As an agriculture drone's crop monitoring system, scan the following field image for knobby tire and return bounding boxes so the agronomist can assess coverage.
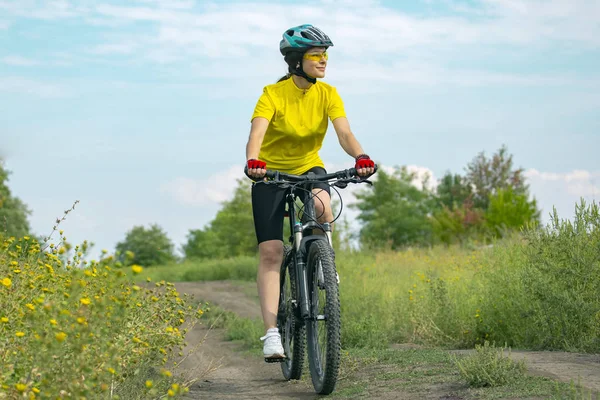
[306,240,341,395]
[279,245,306,380]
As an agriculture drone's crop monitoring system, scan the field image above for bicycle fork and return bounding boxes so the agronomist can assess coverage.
[293,222,332,320]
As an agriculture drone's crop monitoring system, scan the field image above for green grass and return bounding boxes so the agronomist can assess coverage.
[201,304,264,352]
[141,256,257,283]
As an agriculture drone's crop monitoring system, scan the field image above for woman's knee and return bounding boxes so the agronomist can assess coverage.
[258,240,284,266]
[313,189,332,221]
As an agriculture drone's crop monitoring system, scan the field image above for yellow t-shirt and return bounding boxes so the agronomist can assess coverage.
[251,77,346,175]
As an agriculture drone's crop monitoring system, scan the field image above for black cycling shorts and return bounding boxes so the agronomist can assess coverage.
[251,166,331,244]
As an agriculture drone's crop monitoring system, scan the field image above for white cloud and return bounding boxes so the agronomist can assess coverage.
[161,166,246,206]
[526,168,600,197]
[0,77,71,98]
[0,0,91,20]
[525,168,600,224]
[2,55,39,66]
[0,20,9,29]
[135,0,195,10]
[88,0,600,61]
[88,42,138,55]
[2,1,597,90]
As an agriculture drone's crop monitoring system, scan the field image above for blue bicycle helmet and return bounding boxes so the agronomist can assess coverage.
[280,24,334,56]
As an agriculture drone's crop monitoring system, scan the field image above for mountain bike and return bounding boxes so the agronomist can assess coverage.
[254,166,376,395]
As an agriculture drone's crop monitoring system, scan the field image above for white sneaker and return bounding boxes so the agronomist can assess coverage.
[260,328,285,360]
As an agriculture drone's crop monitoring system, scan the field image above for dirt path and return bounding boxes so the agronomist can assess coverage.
[172,281,600,399]
[173,281,319,400]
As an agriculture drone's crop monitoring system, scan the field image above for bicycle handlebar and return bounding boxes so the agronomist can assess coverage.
[245,164,378,183]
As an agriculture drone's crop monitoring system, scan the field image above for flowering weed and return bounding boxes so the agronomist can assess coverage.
[0,232,206,399]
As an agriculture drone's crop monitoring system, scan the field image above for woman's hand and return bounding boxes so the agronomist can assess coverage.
[246,159,267,179]
[355,154,375,177]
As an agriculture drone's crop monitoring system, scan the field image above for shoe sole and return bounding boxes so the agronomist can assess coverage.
[264,354,286,363]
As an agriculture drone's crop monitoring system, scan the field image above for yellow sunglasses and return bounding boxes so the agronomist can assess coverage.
[303,51,328,61]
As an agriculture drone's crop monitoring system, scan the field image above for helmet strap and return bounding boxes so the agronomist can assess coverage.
[285,52,317,84]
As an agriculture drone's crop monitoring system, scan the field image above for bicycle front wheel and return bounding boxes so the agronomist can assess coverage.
[306,240,341,395]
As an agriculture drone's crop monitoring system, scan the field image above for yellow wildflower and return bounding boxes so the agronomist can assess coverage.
[1,317,8,323]
[55,332,67,342]
[15,383,27,392]
[80,298,91,305]
[145,380,153,388]
[26,303,35,311]
[16,331,25,337]
[49,319,57,325]
[1,277,11,287]
[168,390,175,397]
[131,265,143,274]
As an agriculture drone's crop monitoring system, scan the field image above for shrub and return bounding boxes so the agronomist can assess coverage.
[454,341,527,387]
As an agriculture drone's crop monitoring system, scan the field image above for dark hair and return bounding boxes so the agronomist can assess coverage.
[277,51,303,83]
[277,72,292,82]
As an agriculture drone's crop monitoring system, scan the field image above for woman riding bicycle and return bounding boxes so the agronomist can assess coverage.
[245,24,375,360]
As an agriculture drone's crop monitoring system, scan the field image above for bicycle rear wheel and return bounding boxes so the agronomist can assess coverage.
[306,240,341,395]
[278,245,305,380]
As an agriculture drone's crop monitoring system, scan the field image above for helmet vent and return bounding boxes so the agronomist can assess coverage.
[287,30,295,36]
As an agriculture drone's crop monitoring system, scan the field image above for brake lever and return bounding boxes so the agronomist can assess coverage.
[350,177,373,186]
[333,181,348,189]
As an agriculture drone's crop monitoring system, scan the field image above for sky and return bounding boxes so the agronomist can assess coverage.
[1,0,599,259]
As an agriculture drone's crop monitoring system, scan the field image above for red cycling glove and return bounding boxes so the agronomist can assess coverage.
[355,154,375,170]
[247,159,266,170]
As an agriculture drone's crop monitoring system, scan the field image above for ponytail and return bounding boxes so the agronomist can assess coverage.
[277,73,292,82]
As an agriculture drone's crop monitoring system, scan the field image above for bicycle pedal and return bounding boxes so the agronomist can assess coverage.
[264,356,286,363]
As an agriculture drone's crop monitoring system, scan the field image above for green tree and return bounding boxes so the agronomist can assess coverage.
[115,224,176,267]
[485,187,540,236]
[182,228,225,260]
[0,159,31,238]
[183,179,257,260]
[431,197,486,245]
[352,166,437,249]
[436,172,472,209]
[465,145,529,210]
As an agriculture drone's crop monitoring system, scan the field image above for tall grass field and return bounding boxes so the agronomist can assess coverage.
[149,200,600,353]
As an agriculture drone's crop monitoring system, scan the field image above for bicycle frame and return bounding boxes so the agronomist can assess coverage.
[284,177,332,321]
